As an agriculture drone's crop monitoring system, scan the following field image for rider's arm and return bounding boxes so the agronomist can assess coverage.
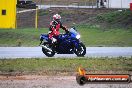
[60,22,68,32]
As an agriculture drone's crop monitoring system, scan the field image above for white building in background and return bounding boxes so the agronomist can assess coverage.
[98,0,132,8]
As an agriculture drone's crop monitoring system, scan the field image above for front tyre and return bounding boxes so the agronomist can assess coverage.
[74,42,86,57]
[42,43,55,57]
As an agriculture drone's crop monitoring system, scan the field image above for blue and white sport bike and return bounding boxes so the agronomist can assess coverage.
[39,27,86,57]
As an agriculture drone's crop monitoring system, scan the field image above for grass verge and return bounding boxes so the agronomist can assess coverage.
[0,27,132,47]
[95,10,132,29]
[0,57,132,76]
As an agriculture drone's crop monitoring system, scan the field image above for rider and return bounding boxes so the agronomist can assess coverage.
[48,14,69,44]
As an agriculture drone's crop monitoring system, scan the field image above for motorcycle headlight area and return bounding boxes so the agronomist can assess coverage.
[76,35,80,39]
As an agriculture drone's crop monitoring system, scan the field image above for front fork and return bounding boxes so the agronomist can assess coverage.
[72,39,81,50]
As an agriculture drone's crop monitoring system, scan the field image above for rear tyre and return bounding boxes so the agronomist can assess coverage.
[42,43,55,57]
[74,42,86,57]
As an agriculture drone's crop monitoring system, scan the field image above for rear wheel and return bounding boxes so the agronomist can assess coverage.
[74,42,86,57]
[42,43,55,57]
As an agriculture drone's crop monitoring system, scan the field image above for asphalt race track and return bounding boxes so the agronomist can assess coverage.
[0,47,132,59]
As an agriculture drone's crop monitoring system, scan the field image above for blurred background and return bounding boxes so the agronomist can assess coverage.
[17,0,132,28]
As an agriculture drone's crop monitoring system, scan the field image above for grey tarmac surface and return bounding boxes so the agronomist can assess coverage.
[37,4,129,9]
[0,47,132,59]
[37,5,97,9]
[0,76,131,88]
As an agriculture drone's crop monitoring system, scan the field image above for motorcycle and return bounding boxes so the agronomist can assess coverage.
[39,27,86,57]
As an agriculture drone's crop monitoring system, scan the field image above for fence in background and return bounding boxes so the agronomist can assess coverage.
[33,0,131,8]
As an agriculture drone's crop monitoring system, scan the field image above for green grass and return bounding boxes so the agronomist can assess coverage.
[0,28,48,47]
[0,57,132,75]
[95,10,132,28]
[78,26,132,46]
[0,27,132,47]
[96,10,132,23]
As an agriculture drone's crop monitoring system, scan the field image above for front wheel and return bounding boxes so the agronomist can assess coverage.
[74,42,86,57]
[42,43,55,57]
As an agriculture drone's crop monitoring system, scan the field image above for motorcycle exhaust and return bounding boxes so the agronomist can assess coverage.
[40,45,52,52]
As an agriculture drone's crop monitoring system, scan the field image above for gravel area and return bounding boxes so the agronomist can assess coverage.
[0,75,131,88]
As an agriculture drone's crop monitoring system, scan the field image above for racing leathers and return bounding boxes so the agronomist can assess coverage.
[48,20,68,43]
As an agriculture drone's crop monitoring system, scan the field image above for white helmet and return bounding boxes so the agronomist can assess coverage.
[53,14,61,21]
